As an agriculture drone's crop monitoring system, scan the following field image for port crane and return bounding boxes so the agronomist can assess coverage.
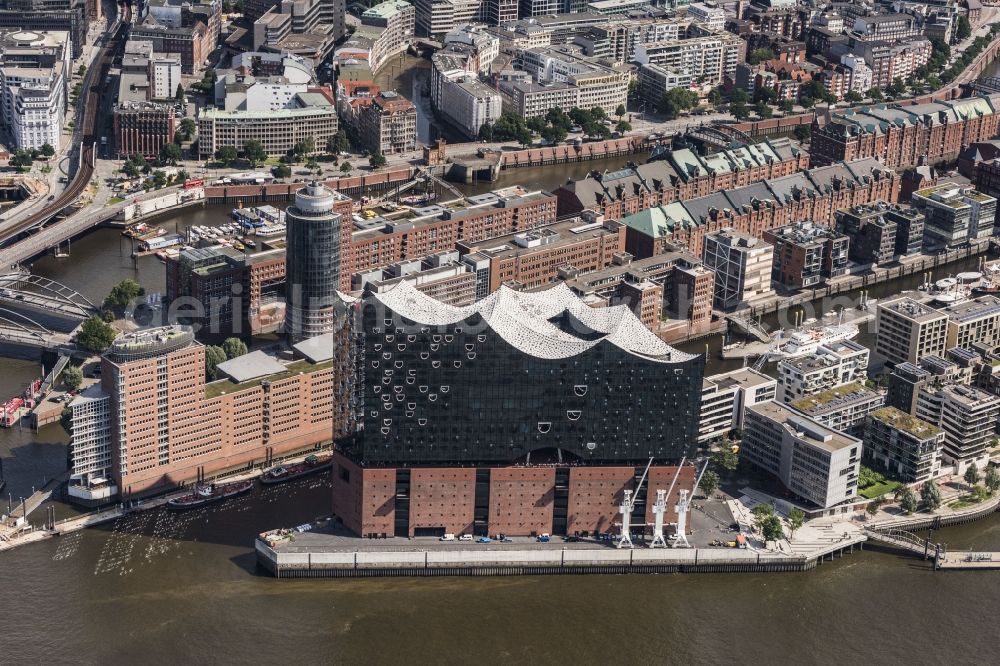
[672,458,712,548]
[617,457,654,549]
[650,456,686,548]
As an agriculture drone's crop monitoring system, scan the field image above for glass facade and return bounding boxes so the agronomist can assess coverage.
[285,183,341,341]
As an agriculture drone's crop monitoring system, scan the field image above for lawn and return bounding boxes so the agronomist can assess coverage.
[858,480,903,499]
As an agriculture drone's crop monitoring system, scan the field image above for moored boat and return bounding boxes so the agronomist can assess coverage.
[166,479,253,510]
[260,454,332,485]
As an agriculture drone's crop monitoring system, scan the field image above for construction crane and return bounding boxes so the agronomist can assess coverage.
[650,456,686,548]
[617,457,654,549]
[672,458,711,548]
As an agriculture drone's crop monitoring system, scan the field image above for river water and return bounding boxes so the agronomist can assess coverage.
[3,96,1000,663]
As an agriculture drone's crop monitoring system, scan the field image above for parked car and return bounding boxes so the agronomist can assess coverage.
[477,536,492,543]
[458,534,473,541]
[536,533,550,543]
[439,533,455,541]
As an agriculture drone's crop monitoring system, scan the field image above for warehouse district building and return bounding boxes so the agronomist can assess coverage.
[330,281,704,538]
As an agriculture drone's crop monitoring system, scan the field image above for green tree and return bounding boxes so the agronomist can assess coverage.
[844,90,863,103]
[76,316,117,353]
[712,448,739,472]
[964,462,980,490]
[590,106,607,120]
[478,122,494,141]
[754,101,773,119]
[986,466,1000,495]
[794,124,812,142]
[152,170,168,189]
[216,145,237,166]
[888,77,907,96]
[956,15,972,41]
[39,143,55,157]
[747,47,776,65]
[175,83,186,101]
[273,164,291,178]
[707,87,723,106]
[921,481,942,511]
[60,405,74,434]
[858,466,885,489]
[221,337,248,359]
[62,364,83,391]
[243,139,266,167]
[699,470,720,497]
[541,124,568,143]
[179,117,196,139]
[160,142,182,165]
[866,499,882,519]
[973,485,990,502]
[730,100,750,120]
[294,137,315,157]
[176,169,189,183]
[761,515,784,541]
[900,487,919,515]
[77,64,86,76]
[787,507,805,540]
[340,162,352,174]
[751,503,774,522]
[615,103,626,119]
[205,345,227,380]
[867,87,884,102]
[658,87,698,120]
[369,151,387,169]
[615,120,632,133]
[104,279,145,311]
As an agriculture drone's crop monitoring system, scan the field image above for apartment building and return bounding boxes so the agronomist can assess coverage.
[253,0,346,60]
[633,32,745,85]
[413,0,479,38]
[430,49,501,138]
[835,201,923,262]
[939,296,1000,350]
[777,340,870,404]
[701,229,773,311]
[357,90,417,155]
[197,90,338,157]
[73,326,347,498]
[67,384,115,502]
[0,29,69,150]
[863,406,945,484]
[686,2,726,32]
[885,361,932,415]
[876,297,948,365]
[131,16,214,74]
[787,382,885,436]
[0,0,86,58]
[358,0,414,74]
[742,401,861,511]
[359,250,478,306]
[762,220,849,289]
[916,383,1000,474]
[637,63,694,107]
[456,212,626,294]
[912,183,997,249]
[698,368,776,445]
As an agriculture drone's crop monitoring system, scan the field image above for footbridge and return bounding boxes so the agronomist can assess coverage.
[0,273,99,319]
[863,526,940,561]
[0,273,97,350]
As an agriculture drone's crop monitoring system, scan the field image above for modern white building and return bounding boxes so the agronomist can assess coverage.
[443,23,500,74]
[916,383,1000,475]
[0,29,70,151]
[840,54,873,95]
[413,0,480,38]
[863,407,945,484]
[67,384,118,502]
[150,52,182,100]
[361,0,415,74]
[788,382,885,436]
[777,339,870,404]
[686,2,726,32]
[875,297,948,365]
[633,33,745,86]
[699,368,777,444]
[701,229,774,311]
[743,401,862,511]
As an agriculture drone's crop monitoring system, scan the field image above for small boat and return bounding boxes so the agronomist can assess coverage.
[260,454,332,485]
[166,479,253,510]
[244,239,255,248]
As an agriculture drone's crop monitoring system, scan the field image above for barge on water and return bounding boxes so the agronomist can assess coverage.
[260,454,332,485]
[166,479,253,510]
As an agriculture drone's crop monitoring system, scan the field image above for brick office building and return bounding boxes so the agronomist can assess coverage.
[330,282,703,538]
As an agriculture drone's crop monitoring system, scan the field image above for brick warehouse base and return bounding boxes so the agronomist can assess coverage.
[330,452,697,538]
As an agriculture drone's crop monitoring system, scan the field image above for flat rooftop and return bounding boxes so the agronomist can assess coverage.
[879,297,946,323]
[790,382,882,415]
[869,406,941,439]
[705,367,775,391]
[938,296,1000,323]
[750,401,860,452]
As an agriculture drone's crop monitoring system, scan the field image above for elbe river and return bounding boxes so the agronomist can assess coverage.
[4,96,1000,663]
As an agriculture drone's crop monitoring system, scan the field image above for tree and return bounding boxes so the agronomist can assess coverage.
[478,122,494,141]
[754,101,773,119]
[888,77,907,96]
[104,279,145,311]
[787,508,805,540]
[964,462,980,490]
[956,15,972,41]
[205,345,227,380]
[179,117,196,139]
[615,103,626,120]
[60,406,73,435]
[160,142,182,165]
[77,316,117,353]
[273,164,291,178]
[867,87,884,102]
[712,448,739,472]
[294,137,315,157]
[707,87,723,107]
[175,83,186,102]
[986,466,1000,495]
[77,64,86,76]
[243,139,266,167]
[866,499,882,519]
[340,162,352,174]
[844,90,863,103]
[369,151,387,169]
[900,488,919,515]
[39,143,55,157]
[751,503,774,523]
[590,106,607,121]
[216,145,237,166]
[152,170,168,189]
[747,47,776,65]
[858,466,885,489]
[778,98,795,113]
[658,87,698,120]
[699,470,720,498]
[326,130,350,155]
[541,124,568,143]
[176,169,189,183]
[760,515,784,542]
[794,124,812,142]
[62,365,83,391]
[921,481,942,511]
[730,100,750,121]
[222,337,248,360]
[615,120,632,133]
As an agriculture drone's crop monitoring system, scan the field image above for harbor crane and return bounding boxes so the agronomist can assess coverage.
[672,458,711,548]
[650,456,686,548]
[617,457,654,549]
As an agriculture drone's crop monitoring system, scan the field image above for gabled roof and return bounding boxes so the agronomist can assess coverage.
[682,191,734,225]
[620,202,697,238]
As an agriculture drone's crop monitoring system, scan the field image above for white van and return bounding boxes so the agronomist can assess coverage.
[439,533,455,541]
[458,534,473,541]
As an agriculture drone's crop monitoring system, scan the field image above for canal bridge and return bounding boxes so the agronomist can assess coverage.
[0,273,98,350]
